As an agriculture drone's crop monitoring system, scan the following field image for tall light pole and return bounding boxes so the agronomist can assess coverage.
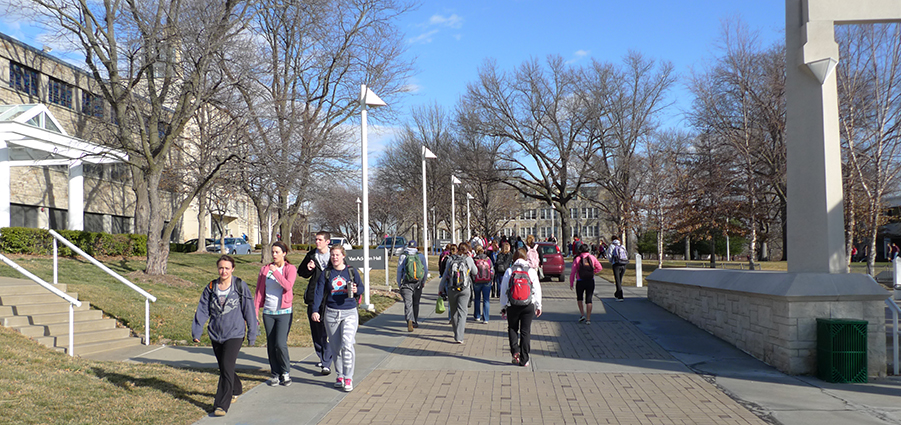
[422,146,437,264]
[466,192,473,241]
[359,84,386,312]
[356,197,361,245]
[451,175,461,242]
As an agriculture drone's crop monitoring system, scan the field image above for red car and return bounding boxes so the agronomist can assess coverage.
[536,242,565,281]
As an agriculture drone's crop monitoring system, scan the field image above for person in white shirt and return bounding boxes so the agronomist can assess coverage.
[499,248,543,367]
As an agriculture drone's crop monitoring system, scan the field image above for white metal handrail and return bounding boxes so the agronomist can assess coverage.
[887,299,900,376]
[0,253,82,356]
[48,229,157,345]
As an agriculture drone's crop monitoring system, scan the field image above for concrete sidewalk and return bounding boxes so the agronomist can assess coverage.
[96,279,901,425]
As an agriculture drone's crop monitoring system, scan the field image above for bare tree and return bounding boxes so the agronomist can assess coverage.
[14,0,253,274]
[837,23,901,275]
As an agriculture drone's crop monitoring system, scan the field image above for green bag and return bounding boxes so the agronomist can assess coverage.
[435,297,446,314]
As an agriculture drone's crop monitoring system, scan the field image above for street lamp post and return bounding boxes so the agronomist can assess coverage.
[466,193,474,241]
[356,197,361,245]
[359,84,386,312]
[422,146,437,264]
[451,175,461,242]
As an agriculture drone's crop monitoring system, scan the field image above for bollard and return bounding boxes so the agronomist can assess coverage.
[636,253,642,288]
[894,257,901,300]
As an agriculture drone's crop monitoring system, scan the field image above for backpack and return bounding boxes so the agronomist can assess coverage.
[473,257,492,283]
[526,245,540,269]
[612,245,629,265]
[447,256,470,292]
[507,264,533,306]
[578,255,595,281]
[403,253,425,282]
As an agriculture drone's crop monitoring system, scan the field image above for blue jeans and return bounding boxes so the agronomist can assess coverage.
[472,283,491,322]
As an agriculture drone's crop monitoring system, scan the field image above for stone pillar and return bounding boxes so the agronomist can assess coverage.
[0,140,9,229]
[68,160,84,231]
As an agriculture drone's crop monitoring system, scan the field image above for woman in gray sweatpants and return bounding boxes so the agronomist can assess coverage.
[311,245,363,392]
[438,242,477,344]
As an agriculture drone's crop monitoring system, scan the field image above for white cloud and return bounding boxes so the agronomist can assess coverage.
[566,49,590,64]
[408,29,439,44]
[429,13,463,29]
[402,83,422,94]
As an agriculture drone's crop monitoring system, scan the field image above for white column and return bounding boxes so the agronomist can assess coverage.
[67,161,84,230]
[451,177,456,243]
[0,140,9,229]
[361,104,372,310]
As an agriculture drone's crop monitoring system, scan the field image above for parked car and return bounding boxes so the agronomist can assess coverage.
[206,238,252,255]
[377,236,407,256]
[536,242,565,281]
[183,238,217,252]
[330,237,353,251]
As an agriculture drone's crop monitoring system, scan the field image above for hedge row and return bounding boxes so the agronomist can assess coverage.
[0,227,148,257]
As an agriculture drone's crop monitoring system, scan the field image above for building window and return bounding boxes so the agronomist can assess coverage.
[82,91,104,118]
[520,209,536,220]
[112,216,131,234]
[48,208,68,230]
[85,213,105,232]
[48,78,74,108]
[570,208,579,219]
[9,62,39,96]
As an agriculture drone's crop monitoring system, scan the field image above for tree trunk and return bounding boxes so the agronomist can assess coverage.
[684,236,690,261]
[709,236,717,267]
[144,171,168,275]
[656,226,664,268]
[866,204,880,277]
[133,166,150,235]
[195,187,208,253]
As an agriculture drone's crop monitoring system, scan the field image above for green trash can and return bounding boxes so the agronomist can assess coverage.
[816,318,867,383]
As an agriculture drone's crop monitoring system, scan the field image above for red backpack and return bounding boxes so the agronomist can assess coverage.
[507,264,533,306]
[474,257,492,283]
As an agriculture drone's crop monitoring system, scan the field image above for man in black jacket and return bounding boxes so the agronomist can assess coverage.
[297,231,333,375]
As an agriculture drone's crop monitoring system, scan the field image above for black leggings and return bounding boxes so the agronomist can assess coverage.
[575,279,595,303]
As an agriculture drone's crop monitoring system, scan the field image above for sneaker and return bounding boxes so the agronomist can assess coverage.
[280,373,292,387]
[522,360,530,367]
[585,320,591,325]
[321,366,331,376]
[455,340,464,344]
[316,362,323,368]
[213,407,227,417]
[578,316,586,323]
[266,374,280,386]
[335,377,345,388]
[512,353,520,364]
[344,378,353,392]
[412,322,419,328]
[231,395,239,404]
[616,298,624,302]
[407,320,414,332]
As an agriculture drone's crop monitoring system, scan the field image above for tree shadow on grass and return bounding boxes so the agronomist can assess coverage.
[90,366,268,411]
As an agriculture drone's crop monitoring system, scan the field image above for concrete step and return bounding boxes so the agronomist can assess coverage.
[44,319,117,335]
[29,309,104,325]
[0,292,78,306]
[0,306,11,316]
[56,336,144,356]
[45,327,132,347]
[12,301,91,316]
[0,283,68,296]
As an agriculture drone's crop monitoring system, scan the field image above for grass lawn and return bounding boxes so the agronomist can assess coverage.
[0,251,408,347]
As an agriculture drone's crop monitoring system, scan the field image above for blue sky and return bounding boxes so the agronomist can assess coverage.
[0,1,788,154]
[394,1,786,130]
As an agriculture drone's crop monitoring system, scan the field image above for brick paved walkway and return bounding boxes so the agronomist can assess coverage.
[320,282,768,425]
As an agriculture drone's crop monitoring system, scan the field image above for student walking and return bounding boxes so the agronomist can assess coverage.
[439,242,477,343]
[298,231,334,375]
[397,240,428,332]
[471,246,494,323]
[254,241,297,386]
[494,241,513,298]
[311,245,363,392]
[608,236,628,301]
[569,244,603,324]
[192,255,258,417]
[500,248,542,367]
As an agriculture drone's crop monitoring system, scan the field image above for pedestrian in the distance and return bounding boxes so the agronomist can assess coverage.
[569,244,603,324]
[254,241,297,386]
[311,245,363,392]
[439,242,477,343]
[494,241,513,298]
[397,240,428,332]
[607,235,627,302]
[500,248,542,367]
[192,255,258,417]
[471,245,494,323]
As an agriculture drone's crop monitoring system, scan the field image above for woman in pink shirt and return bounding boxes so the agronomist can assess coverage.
[254,241,298,386]
[569,244,603,324]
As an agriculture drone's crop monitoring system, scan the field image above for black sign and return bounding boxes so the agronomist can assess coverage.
[345,249,387,271]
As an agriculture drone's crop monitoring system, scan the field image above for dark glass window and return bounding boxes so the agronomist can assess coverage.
[82,91,104,118]
[48,208,68,230]
[9,62,39,96]
[48,78,74,108]
[85,212,105,232]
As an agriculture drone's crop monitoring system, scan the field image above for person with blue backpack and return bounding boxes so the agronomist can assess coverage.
[438,242,477,344]
[500,248,543,367]
[396,240,428,332]
[607,235,628,302]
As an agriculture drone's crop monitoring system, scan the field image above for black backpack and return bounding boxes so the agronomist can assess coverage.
[578,255,595,281]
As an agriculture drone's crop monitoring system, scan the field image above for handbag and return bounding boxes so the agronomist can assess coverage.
[435,297,446,314]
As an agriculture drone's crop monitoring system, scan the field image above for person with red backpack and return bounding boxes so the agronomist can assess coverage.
[569,244,603,324]
[499,248,543,367]
[471,246,494,323]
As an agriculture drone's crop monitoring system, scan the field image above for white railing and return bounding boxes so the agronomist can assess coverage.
[0,253,82,356]
[48,230,157,345]
[888,299,900,376]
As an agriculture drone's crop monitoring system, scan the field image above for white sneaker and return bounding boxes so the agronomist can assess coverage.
[344,378,353,392]
[266,374,280,386]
